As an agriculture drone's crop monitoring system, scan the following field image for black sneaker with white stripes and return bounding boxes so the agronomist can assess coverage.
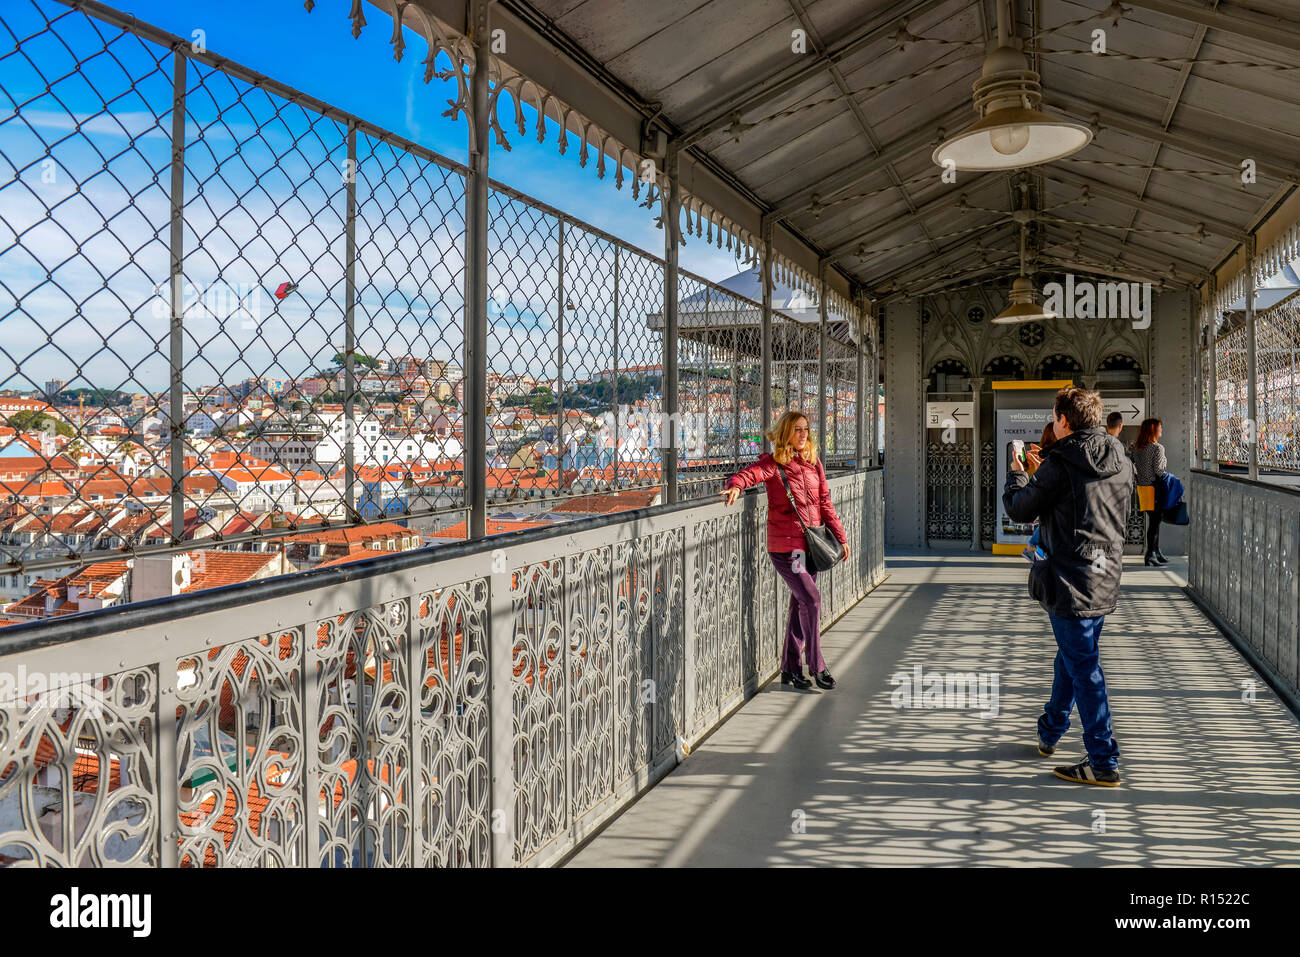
[1036,735,1055,757]
[1053,758,1121,787]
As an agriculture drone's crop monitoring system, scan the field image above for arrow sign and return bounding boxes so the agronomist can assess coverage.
[1100,397,1145,426]
[926,401,974,428]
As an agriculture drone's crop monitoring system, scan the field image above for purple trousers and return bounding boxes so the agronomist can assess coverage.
[769,550,825,674]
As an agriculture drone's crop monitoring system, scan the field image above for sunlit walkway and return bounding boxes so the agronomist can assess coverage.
[568,551,1300,867]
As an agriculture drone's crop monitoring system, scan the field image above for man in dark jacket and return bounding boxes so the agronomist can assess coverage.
[1004,388,1134,786]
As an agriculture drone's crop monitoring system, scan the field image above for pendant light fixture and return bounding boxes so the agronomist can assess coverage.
[992,223,1055,324]
[933,0,1093,171]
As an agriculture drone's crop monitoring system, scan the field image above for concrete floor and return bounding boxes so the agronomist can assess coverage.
[568,550,1300,867]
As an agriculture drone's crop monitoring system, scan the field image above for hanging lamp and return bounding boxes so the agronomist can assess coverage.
[992,224,1055,324]
[933,0,1092,171]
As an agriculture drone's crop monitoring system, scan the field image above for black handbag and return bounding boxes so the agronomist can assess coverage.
[1162,501,1190,526]
[775,462,842,572]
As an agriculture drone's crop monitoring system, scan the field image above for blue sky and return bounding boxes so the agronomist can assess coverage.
[0,0,748,393]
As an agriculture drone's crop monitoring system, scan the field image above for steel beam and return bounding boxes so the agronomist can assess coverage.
[465,0,490,538]
[678,0,951,149]
[1123,0,1300,55]
[769,104,973,221]
[1041,166,1248,240]
[823,173,1006,262]
[664,145,681,503]
[1046,95,1300,184]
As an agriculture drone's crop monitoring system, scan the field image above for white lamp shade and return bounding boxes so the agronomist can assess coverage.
[933,107,1093,171]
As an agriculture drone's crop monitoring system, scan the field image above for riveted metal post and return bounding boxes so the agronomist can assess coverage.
[970,375,983,550]
[1246,234,1259,482]
[168,50,187,543]
[819,263,828,450]
[612,246,620,480]
[1207,276,1219,469]
[465,0,491,538]
[760,217,773,448]
[556,217,565,493]
[855,294,865,465]
[344,120,358,522]
[663,144,681,503]
[1192,288,1204,468]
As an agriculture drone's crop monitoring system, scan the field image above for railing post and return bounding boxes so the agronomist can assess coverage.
[344,120,358,522]
[855,292,865,465]
[663,144,680,503]
[1208,275,1219,469]
[760,216,773,449]
[168,50,187,544]
[1192,288,1205,468]
[465,0,491,538]
[556,217,565,493]
[612,246,620,481]
[1246,234,1259,482]
[488,563,515,867]
[970,376,983,551]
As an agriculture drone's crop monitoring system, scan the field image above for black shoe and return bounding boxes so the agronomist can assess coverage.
[814,669,836,690]
[1053,758,1121,787]
[1036,734,1056,757]
[781,669,812,690]
[1153,550,1170,565]
[1144,552,1161,566]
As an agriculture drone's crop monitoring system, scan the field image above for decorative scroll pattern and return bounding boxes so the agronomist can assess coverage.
[177,632,305,867]
[613,537,654,785]
[415,580,491,868]
[511,559,566,862]
[652,528,686,756]
[1,668,155,866]
[1,472,883,869]
[926,442,974,540]
[313,606,411,868]
[692,514,742,726]
[566,547,614,821]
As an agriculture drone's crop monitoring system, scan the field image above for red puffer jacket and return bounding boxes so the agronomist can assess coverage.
[725,451,847,553]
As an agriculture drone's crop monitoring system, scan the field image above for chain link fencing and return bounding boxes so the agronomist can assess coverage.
[0,0,870,588]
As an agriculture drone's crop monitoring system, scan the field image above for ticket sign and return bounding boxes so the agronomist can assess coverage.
[1101,397,1145,426]
[925,402,974,429]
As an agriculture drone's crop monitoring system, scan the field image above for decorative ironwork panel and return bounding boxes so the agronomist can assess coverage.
[311,606,410,868]
[980,441,996,544]
[691,514,742,726]
[415,580,491,868]
[613,537,655,786]
[510,559,566,863]
[565,547,614,821]
[1,667,156,866]
[177,630,305,867]
[926,441,973,540]
[652,528,685,757]
[1263,503,1281,668]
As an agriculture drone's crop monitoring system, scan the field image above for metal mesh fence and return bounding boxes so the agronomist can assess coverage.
[1215,321,1251,464]
[0,0,869,588]
[1254,295,1300,469]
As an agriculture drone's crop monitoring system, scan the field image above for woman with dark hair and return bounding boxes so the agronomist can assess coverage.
[721,410,850,690]
[1133,417,1168,565]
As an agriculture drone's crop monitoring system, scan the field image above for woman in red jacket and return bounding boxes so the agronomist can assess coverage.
[721,410,849,690]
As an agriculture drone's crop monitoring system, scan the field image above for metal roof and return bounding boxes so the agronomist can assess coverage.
[387,0,1300,300]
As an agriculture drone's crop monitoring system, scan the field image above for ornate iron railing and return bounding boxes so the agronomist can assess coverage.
[0,466,885,867]
[1188,469,1300,710]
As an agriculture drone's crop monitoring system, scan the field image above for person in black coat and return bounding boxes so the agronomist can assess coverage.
[1004,388,1135,787]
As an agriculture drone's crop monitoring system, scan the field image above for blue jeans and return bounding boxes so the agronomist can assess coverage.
[1037,614,1120,770]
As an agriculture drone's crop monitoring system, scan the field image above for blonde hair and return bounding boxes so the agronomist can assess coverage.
[767,410,818,466]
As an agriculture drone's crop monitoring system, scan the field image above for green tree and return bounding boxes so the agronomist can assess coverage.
[332,351,381,370]
[8,410,75,438]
